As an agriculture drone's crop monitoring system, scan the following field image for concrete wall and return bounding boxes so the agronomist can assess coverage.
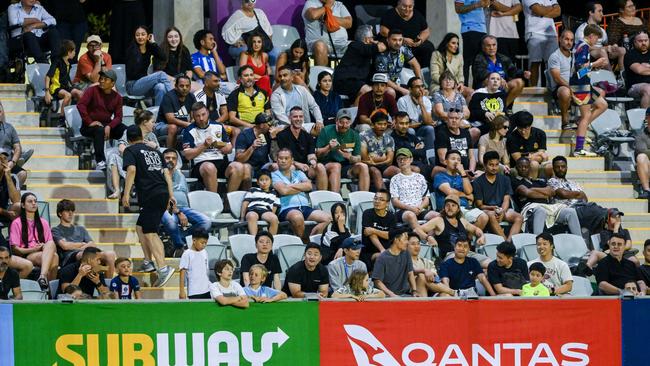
[427,0,461,49]
[153,0,204,53]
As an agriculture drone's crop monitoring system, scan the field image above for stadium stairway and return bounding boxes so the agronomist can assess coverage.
[1,83,648,300]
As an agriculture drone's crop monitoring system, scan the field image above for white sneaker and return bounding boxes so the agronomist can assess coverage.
[573,149,597,157]
[139,259,155,273]
[95,161,106,170]
[154,266,175,287]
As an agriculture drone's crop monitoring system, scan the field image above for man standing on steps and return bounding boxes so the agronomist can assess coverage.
[0,100,32,187]
[122,125,175,287]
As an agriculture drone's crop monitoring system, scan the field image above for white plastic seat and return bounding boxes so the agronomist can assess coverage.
[480,243,499,260]
[309,234,322,245]
[273,234,304,251]
[399,67,416,85]
[188,190,238,229]
[276,244,306,274]
[270,25,300,53]
[569,276,594,296]
[112,64,146,105]
[64,105,92,156]
[511,233,537,250]
[626,108,645,132]
[122,105,137,126]
[19,279,48,300]
[553,234,589,267]
[483,233,505,245]
[519,243,538,261]
[348,191,374,233]
[309,190,343,210]
[229,234,256,265]
[226,65,240,83]
[419,244,433,260]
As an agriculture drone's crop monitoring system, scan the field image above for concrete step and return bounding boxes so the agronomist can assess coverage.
[15,127,65,141]
[45,198,119,216]
[566,170,634,184]
[132,271,180,288]
[533,115,561,130]
[6,112,40,127]
[622,213,650,228]
[86,229,138,243]
[131,257,181,270]
[140,287,181,300]
[27,183,104,199]
[22,141,67,155]
[591,198,648,213]
[96,242,143,257]
[581,184,636,199]
[520,87,547,96]
[513,101,548,115]
[1,98,28,112]
[0,84,28,98]
[27,170,105,185]
[629,228,650,243]
[23,155,78,170]
[73,213,139,227]
[547,143,571,157]
[565,157,604,171]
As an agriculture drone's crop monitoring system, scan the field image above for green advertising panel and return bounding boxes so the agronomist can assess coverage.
[12,301,319,366]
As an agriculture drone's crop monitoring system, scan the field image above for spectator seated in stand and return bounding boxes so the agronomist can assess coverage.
[283,243,329,298]
[332,269,385,301]
[639,240,650,293]
[407,233,455,297]
[210,259,249,308]
[0,247,21,300]
[356,73,398,132]
[234,112,273,188]
[271,66,324,128]
[468,72,508,137]
[240,170,280,235]
[227,65,272,131]
[154,27,195,88]
[607,0,646,58]
[360,112,395,191]
[328,236,367,292]
[8,0,61,63]
[191,30,229,90]
[374,28,422,97]
[487,241,530,296]
[433,109,477,178]
[44,40,82,118]
[0,100,31,188]
[239,32,272,96]
[316,109,370,193]
[109,257,141,300]
[471,35,528,106]
[193,71,229,126]
[586,208,638,272]
[275,39,310,89]
[472,151,523,240]
[320,202,351,264]
[10,192,58,290]
[594,233,647,296]
[575,2,624,71]
[477,115,510,170]
[313,71,343,126]
[160,149,211,254]
[0,152,20,226]
[521,262,550,297]
[430,33,473,98]
[635,111,650,199]
[380,0,435,67]
[387,112,428,178]
[57,247,109,299]
[506,110,551,179]
[276,107,328,190]
[360,189,396,270]
[124,25,173,106]
[244,264,288,302]
[221,0,279,64]
[439,238,496,296]
[372,226,418,297]
[240,231,283,291]
[73,35,112,90]
[155,74,196,149]
[183,102,248,193]
[51,199,116,277]
[302,0,352,66]
[272,148,331,240]
[178,229,211,300]
[390,148,437,230]
[624,31,650,108]
[527,232,573,296]
[77,69,126,171]
[397,76,436,151]
[432,71,473,142]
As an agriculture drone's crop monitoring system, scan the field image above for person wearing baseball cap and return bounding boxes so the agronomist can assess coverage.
[73,35,113,88]
[585,207,638,274]
[234,112,273,178]
[356,73,398,130]
[636,108,650,199]
[390,147,437,231]
[327,237,367,292]
[315,107,370,193]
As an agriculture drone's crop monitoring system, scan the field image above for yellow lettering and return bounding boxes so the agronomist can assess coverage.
[55,334,86,366]
[107,334,119,366]
[122,334,155,366]
[86,334,99,366]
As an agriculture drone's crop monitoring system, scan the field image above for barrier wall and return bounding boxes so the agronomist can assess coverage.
[0,298,647,365]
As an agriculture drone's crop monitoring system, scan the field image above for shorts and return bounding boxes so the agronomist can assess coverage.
[137,191,170,234]
[628,83,650,98]
[278,206,314,222]
[396,209,430,222]
[191,159,229,185]
[340,163,355,179]
[461,207,485,223]
[526,35,558,63]
[444,250,490,264]
[154,122,184,137]
[188,291,212,299]
[246,206,273,217]
[10,164,24,176]
[370,163,390,174]
[52,86,72,96]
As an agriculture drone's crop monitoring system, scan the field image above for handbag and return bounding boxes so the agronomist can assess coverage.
[241,11,273,53]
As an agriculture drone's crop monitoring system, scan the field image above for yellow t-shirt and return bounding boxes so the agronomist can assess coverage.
[521,283,551,297]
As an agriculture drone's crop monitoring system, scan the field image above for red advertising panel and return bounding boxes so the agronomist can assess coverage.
[320,299,621,366]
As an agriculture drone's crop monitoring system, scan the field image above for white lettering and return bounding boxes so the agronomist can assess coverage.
[528,343,559,366]
[439,344,469,366]
[207,331,240,366]
[402,342,435,366]
[560,343,590,366]
[156,333,205,366]
[472,344,500,365]
[503,343,533,366]
[241,327,289,366]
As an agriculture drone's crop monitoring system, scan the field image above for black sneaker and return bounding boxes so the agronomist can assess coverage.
[639,190,650,199]
[37,276,49,291]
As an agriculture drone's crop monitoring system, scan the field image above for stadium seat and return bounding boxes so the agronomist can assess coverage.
[354,5,392,31]
[426,148,436,165]
[271,25,300,54]
[205,243,228,282]
[112,64,147,108]
[184,234,221,247]
[345,107,358,122]
[309,66,333,92]
[421,67,431,88]
[569,276,594,296]
[553,234,589,267]
[188,190,238,230]
[226,65,240,83]
[19,279,48,300]
[519,243,538,261]
[419,243,433,260]
[303,122,314,133]
[309,190,343,212]
[309,234,322,245]
[277,244,305,274]
[511,233,537,250]
[69,63,77,81]
[480,243,498,260]
[590,70,633,106]
[26,63,49,109]
[63,105,93,158]
[273,234,304,251]
[348,191,374,234]
[626,108,645,132]
[590,233,601,251]
[147,106,160,119]
[483,233,504,245]
[48,279,59,299]
[229,234,256,266]
[399,67,416,86]
[122,105,136,126]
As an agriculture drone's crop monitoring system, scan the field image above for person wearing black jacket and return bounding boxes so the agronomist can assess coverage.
[333,25,386,104]
[125,25,172,107]
[472,35,529,106]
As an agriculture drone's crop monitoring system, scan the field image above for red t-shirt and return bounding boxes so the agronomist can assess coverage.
[73,51,113,84]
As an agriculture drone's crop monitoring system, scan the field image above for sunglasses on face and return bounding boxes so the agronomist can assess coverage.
[448,108,461,113]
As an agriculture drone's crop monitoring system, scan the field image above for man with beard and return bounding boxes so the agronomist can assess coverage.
[374,29,422,97]
[397,76,436,150]
[227,65,271,130]
[0,246,21,300]
[386,112,428,178]
[625,31,650,108]
[595,233,647,296]
[156,74,196,148]
[415,194,490,268]
[271,66,324,128]
[434,109,476,176]
[357,73,398,130]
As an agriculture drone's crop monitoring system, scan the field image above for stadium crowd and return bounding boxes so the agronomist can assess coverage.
[1,0,650,302]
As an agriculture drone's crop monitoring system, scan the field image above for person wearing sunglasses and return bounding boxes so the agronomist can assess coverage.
[477,115,510,171]
[397,76,436,151]
[227,65,272,131]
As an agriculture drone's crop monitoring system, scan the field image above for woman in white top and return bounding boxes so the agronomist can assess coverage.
[221,0,279,64]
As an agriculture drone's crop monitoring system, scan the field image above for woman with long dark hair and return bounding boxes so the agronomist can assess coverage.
[313,71,343,125]
[275,39,310,88]
[9,192,58,289]
[320,202,351,264]
[239,32,272,96]
[430,33,472,98]
[125,25,173,106]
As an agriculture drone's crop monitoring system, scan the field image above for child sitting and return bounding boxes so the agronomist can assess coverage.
[521,262,551,297]
[109,257,141,299]
[243,264,287,303]
[179,228,211,299]
[241,170,280,235]
[63,284,85,300]
[44,40,83,120]
[332,269,385,302]
[210,259,249,308]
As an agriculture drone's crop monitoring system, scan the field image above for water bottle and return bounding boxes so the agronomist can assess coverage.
[623,33,631,51]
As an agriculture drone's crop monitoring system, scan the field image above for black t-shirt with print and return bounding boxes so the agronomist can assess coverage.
[435,126,474,169]
[123,143,168,203]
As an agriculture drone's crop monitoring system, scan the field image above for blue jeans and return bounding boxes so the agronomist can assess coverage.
[161,207,211,248]
[126,71,172,106]
[415,125,436,150]
[228,45,280,66]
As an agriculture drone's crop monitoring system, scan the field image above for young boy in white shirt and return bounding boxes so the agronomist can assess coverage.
[179,229,211,299]
[210,259,249,308]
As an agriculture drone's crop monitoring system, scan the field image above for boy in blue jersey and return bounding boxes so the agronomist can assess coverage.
[110,257,141,299]
[244,264,287,303]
